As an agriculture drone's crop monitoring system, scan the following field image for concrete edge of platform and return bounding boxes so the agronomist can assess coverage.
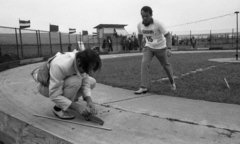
[208,58,240,63]
[0,111,72,144]
[0,50,238,143]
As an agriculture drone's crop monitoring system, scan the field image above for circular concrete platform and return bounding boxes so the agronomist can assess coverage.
[208,58,240,63]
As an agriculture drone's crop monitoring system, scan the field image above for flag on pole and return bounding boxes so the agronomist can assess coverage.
[69,28,76,34]
[82,30,88,35]
[50,24,59,32]
[19,20,30,29]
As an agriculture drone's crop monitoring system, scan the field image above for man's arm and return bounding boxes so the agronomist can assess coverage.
[83,96,97,115]
[80,77,97,115]
[164,32,172,48]
[164,32,173,57]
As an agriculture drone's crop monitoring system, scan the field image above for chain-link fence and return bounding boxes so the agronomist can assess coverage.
[0,26,139,61]
[0,26,81,61]
[0,26,140,71]
[171,29,240,50]
[0,25,239,69]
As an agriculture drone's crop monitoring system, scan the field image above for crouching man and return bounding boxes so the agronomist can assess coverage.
[37,48,101,119]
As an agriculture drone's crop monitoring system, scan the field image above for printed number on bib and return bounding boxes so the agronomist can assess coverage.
[146,36,153,42]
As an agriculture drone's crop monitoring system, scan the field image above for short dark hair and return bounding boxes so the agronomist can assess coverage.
[76,48,101,74]
[141,6,153,16]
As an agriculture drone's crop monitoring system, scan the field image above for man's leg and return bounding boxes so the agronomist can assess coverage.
[37,75,82,100]
[62,75,82,101]
[38,75,82,119]
[55,75,84,119]
[154,48,176,89]
[135,48,154,94]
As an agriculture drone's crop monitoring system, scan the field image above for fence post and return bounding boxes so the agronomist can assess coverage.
[76,34,77,44]
[117,36,118,52]
[190,31,191,49]
[19,29,23,59]
[68,33,71,45]
[177,36,179,50]
[59,32,63,53]
[235,11,239,60]
[98,34,100,51]
[232,29,234,48]
[79,32,81,42]
[36,30,40,56]
[88,35,89,49]
[38,30,42,56]
[210,30,212,48]
[14,28,19,59]
[92,35,94,48]
[81,33,83,43]
[49,32,53,54]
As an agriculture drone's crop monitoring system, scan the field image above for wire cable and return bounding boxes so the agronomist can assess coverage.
[167,13,235,28]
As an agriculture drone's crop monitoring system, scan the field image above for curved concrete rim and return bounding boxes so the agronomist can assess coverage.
[1,50,240,144]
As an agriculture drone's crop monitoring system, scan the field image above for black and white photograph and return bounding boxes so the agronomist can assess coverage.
[0,0,239,143]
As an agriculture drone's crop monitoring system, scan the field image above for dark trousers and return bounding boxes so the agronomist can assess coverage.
[109,44,113,51]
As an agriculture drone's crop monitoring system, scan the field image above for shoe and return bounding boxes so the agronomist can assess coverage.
[171,83,176,91]
[53,106,75,120]
[134,87,147,94]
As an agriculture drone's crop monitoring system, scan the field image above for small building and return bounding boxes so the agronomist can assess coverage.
[93,24,129,52]
[94,24,128,39]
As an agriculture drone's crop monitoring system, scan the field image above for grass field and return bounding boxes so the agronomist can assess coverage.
[93,52,240,105]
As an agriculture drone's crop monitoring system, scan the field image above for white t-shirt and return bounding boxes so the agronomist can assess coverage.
[138,19,168,49]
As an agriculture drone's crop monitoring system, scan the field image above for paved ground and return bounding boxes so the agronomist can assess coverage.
[0,50,240,144]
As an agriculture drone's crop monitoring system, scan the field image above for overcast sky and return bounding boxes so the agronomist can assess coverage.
[0,0,239,34]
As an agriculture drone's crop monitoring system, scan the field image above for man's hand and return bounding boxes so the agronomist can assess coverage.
[167,48,172,57]
[69,102,91,116]
[84,96,98,115]
[87,102,97,115]
[142,46,150,52]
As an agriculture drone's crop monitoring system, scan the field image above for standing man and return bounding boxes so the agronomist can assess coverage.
[190,36,196,49]
[134,6,176,94]
[128,37,132,50]
[107,36,113,52]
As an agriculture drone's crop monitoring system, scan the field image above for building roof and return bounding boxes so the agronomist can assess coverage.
[94,24,127,29]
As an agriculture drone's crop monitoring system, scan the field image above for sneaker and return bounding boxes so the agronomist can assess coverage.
[134,87,147,94]
[171,83,176,91]
[53,106,75,120]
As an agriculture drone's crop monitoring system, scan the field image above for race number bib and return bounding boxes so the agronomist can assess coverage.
[146,36,158,44]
